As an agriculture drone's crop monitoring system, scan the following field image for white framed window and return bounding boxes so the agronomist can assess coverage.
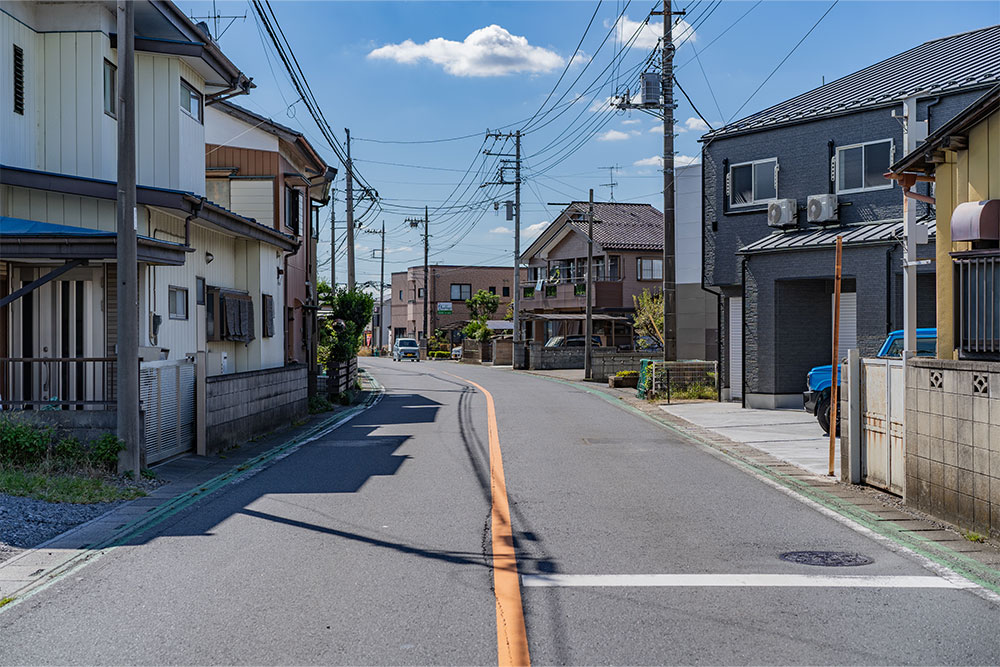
[168,286,189,320]
[180,78,202,123]
[728,158,778,207]
[836,139,894,194]
[637,257,662,281]
[103,59,116,118]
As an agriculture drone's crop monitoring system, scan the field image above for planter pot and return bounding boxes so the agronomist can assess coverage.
[609,376,639,389]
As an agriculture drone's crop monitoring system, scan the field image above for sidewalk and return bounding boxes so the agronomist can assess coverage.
[0,379,380,604]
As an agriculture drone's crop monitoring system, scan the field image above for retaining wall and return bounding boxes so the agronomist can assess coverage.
[206,363,308,453]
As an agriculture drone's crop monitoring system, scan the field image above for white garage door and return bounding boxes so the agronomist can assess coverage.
[729,297,742,400]
[832,292,857,360]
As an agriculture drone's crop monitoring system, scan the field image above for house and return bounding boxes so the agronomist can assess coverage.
[702,25,1000,408]
[885,84,1000,535]
[204,101,336,380]
[0,1,312,463]
[519,166,718,359]
[390,265,527,344]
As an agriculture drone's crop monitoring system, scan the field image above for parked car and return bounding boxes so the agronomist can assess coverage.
[804,328,936,434]
[393,338,420,362]
[451,345,463,360]
[543,334,605,348]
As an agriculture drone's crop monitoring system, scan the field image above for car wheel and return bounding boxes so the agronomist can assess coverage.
[816,395,841,436]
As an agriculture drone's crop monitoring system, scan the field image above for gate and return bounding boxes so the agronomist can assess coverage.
[140,359,196,465]
[860,358,905,494]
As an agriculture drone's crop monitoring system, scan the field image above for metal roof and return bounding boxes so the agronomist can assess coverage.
[565,202,664,251]
[737,219,936,255]
[704,25,1000,140]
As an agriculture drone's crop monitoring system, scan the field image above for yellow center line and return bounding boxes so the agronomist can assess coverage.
[443,370,530,667]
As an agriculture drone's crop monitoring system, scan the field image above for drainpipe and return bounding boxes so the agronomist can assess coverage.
[885,248,893,336]
[184,200,203,247]
[741,258,747,410]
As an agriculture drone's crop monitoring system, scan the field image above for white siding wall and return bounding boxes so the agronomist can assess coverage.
[0,10,44,170]
[675,163,702,286]
[230,180,274,227]
[2,185,116,231]
[205,105,279,152]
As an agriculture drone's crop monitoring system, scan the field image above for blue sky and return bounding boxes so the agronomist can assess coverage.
[178,0,1000,288]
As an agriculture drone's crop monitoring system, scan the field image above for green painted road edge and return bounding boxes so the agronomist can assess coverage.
[515,369,1000,597]
[0,370,384,613]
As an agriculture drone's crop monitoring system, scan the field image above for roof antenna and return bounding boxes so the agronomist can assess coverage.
[600,165,620,201]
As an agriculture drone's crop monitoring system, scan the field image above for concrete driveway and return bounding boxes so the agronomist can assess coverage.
[659,402,840,478]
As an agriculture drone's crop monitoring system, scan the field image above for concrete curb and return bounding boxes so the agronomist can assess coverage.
[0,371,385,612]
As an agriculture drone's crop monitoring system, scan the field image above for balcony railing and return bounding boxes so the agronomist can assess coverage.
[954,249,1000,358]
[0,357,117,410]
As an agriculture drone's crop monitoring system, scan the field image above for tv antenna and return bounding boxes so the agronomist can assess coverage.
[600,165,620,201]
[190,0,246,41]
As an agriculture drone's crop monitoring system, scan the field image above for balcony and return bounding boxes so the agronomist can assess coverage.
[521,280,624,310]
[954,249,1000,359]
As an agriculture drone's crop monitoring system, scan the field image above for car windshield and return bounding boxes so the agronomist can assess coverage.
[544,337,564,347]
[397,339,418,348]
[882,337,935,358]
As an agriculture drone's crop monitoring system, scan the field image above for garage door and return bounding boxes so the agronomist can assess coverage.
[832,292,857,359]
[729,297,742,400]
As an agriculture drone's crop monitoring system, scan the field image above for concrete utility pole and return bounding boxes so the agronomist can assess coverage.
[900,96,928,357]
[329,187,336,289]
[344,128,355,290]
[585,189,595,380]
[115,0,140,477]
[423,206,429,340]
[379,219,385,351]
[484,131,522,347]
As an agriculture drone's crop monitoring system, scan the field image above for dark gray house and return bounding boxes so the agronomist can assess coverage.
[702,25,1000,409]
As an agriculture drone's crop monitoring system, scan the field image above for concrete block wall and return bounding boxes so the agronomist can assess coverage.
[492,339,513,366]
[905,358,1000,538]
[206,363,308,453]
[30,411,117,447]
[592,351,651,382]
[526,342,585,370]
[461,339,481,364]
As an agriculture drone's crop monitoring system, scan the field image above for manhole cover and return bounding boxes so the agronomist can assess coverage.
[779,551,874,567]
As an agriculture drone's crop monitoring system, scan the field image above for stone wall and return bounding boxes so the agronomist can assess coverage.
[461,339,481,364]
[492,338,513,366]
[29,410,117,446]
[206,363,308,453]
[905,358,1000,538]
[526,342,586,370]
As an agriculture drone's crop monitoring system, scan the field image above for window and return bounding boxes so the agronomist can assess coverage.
[502,286,510,297]
[523,286,535,298]
[195,277,206,305]
[836,139,893,193]
[728,158,777,207]
[262,294,275,337]
[206,180,231,209]
[168,286,188,320]
[13,44,24,115]
[488,286,496,295]
[180,78,202,122]
[637,258,663,281]
[101,59,116,118]
[399,290,403,300]
[418,287,425,298]
[285,187,301,234]
[450,283,472,301]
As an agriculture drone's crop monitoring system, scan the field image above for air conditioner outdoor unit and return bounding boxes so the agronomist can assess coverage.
[807,193,839,224]
[767,198,798,229]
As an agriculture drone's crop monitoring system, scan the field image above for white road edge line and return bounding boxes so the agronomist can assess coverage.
[521,574,976,589]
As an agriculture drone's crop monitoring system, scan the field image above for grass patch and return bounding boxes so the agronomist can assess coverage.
[0,597,13,608]
[964,531,987,543]
[0,466,146,504]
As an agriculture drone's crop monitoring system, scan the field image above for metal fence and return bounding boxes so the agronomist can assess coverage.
[0,357,117,410]
[637,360,719,402]
[954,249,1000,358]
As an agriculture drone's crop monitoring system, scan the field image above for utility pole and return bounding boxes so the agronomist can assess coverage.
[614,0,679,361]
[116,0,140,478]
[364,221,387,352]
[585,189,595,380]
[484,131,522,350]
[329,188,336,289]
[344,128,355,290]
[900,96,927,357]
[405,209,430,341]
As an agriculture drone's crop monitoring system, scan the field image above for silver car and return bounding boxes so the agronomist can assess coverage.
[393,338,420,362]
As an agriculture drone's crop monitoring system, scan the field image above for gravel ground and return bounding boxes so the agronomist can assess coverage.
[0,494,124,564]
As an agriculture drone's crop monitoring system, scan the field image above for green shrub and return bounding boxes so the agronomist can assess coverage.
[89,433,124,471]
[615,370,639,378]
[309,394,335,414]
[429,350,450,359]
[54,436,87,464]
[0,412,53,466]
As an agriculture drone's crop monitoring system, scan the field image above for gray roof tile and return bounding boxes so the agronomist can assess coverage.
[565,202,664,251]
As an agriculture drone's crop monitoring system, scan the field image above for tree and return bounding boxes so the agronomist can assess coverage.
[463,289,500,343]
[632,288,664,348]
[317,281,374,367]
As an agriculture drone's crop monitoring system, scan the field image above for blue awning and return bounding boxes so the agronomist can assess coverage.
[0,217,115,237]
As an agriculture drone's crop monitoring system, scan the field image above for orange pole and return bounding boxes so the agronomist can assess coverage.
[829,236,842,476]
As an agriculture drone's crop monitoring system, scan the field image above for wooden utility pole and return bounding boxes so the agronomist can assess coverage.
[116,0,140,478]
[829,235,843,476]
[345,128,355,290]
[585,189,594,380]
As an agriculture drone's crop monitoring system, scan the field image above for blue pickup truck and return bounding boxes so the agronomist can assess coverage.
[803,328,936,434]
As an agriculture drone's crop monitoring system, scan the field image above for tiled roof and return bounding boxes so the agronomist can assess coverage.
[704,25,1000,140]
[737,219,936,255]
[565,202,664,251]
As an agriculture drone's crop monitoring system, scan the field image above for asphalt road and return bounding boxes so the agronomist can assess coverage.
[1,358,998,665]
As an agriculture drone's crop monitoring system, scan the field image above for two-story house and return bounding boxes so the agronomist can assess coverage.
[702,25,1000,408]
[0,1,307,463]
[204,101,335,382]
[390,265,526,344]
[520,167,718,358]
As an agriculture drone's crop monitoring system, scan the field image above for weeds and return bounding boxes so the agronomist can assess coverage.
[964,531,986,543]
[0,467,145,504]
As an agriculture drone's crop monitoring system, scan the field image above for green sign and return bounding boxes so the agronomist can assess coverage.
[437,302,453,314]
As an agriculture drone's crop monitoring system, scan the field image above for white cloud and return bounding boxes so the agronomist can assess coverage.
[589,95,615,112]
[597,129,633,142]
[649,125,662,133]
[609,15,697,50]
[489,226,513,234]
[633,154,700,167]
[621,118,642,125]
[385,246,413,254]
[367,25,564,77]
[676,116,710,133]
[522,221,549,239]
